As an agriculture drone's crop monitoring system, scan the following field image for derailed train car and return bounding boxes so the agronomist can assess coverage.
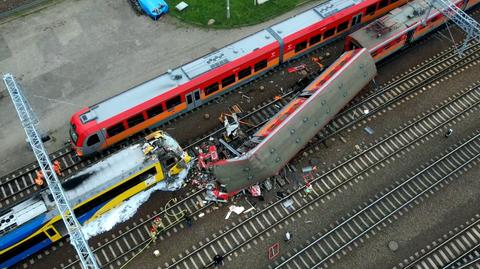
[212,49,377,193]
[0,131,190,268]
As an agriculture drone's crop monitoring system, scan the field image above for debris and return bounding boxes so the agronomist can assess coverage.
[198,212,205,218]
[282,199,294,210]
[208,19,215,25]
[229,205,245,214]
[274,95,282,101]
[242,94,251,102]
[325,52,331,57]
[363,108,370,114]
[355,144,361,151]
[311,56,324,69]
[244,207,255,214]
[154,250,160,257]
[223,113,240,140]
[260,85,265,90]
[301,166,316,173]
[204,113,210,120]
[225,210,232,219]
[230,104,242,114]
[364,126,374,135]
[305,220,313,223]
[263,179,273,191]
[175,1,188,11]
[248,184,261,197]
[388,241,399,251]
[288,64,307,73]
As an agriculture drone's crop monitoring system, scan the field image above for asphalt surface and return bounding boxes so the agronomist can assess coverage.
[0,0,325,175]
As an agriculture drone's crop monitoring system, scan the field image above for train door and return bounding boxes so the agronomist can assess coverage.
[44,226,61,242]
[82,131,106,155]
[186,89,201,109]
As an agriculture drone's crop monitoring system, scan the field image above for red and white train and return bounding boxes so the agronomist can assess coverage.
[346,0,480,61]
[70,0,410,156]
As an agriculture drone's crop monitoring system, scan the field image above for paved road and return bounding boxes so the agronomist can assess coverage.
[0,0,323,174]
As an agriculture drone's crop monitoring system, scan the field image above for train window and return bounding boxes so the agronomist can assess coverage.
[337,21,349,32]
[379,0,388,8]
[127,114,145,128]
[352,13,362,26]
[222,74,236,88]
[309,34,321,46]
[366,4,376,15]
[166,96,182,110]
[86,134,100,146]
[323,28,335,39]
[74,166,157,217]
[294,41,307,53]
[254,59,268,72]
[238,67,252,80]
[372,51,378,57]
[147,104,164,118]
[106,123,125,137]
[205,82,219,95]
[46,227,57,237]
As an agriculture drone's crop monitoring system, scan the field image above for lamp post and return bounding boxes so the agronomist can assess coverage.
[227,0,230,19]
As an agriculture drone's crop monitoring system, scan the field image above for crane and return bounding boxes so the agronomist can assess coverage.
[2,74,99,269]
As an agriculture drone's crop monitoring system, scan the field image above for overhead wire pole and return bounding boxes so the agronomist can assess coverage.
[423,0,480,55]
[2,74,99,269]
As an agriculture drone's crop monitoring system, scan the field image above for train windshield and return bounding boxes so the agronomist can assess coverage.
[70,123,78,144]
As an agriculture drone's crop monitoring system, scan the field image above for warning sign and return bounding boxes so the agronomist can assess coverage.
[268,242,280,260]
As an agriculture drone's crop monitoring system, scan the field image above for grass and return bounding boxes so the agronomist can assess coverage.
[166,0,315,28]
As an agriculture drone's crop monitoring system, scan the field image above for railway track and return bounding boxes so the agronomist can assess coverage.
[396,214,480,269]
[302,41,480,152]
[28,43,480,268]
[2,36,478,210]
[272,130,480,269]
[157,82,480,269]
[40,83,299,269]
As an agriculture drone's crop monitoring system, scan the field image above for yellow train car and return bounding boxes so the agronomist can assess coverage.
[0,131,189,268]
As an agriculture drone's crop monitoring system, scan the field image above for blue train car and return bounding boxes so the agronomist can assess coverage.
[0,131,190,268]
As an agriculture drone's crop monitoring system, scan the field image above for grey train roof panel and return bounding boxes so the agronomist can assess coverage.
[349,0,431,50]
[270,0,360,39]
[86,29,275,124]
[181,29,276,79]
[88,67,190,123]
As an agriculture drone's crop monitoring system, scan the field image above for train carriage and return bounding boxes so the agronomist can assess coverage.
[70,0,410,157]
[345,0,474,62]
[0,132,190,268]
[212,49,377,192]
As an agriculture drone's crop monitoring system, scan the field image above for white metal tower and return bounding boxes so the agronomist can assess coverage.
[424,0,480,55]
[2,74,99,269]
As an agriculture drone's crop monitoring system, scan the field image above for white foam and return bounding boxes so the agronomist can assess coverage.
[81,164,190,240]
[65,145,146,202]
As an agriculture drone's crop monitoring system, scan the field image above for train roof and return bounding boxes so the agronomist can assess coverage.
[270,0,361,38]
[0,145,152,236]
[82,29,276,124]
[348,0,433,50]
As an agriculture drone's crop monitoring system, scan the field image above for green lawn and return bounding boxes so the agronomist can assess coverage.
[166,0,315,28]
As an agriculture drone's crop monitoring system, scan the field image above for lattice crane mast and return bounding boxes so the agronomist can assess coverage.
[424,0,480,55]
[2,74,99,269]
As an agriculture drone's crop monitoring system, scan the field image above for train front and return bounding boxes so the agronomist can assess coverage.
[69,108,101,157]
